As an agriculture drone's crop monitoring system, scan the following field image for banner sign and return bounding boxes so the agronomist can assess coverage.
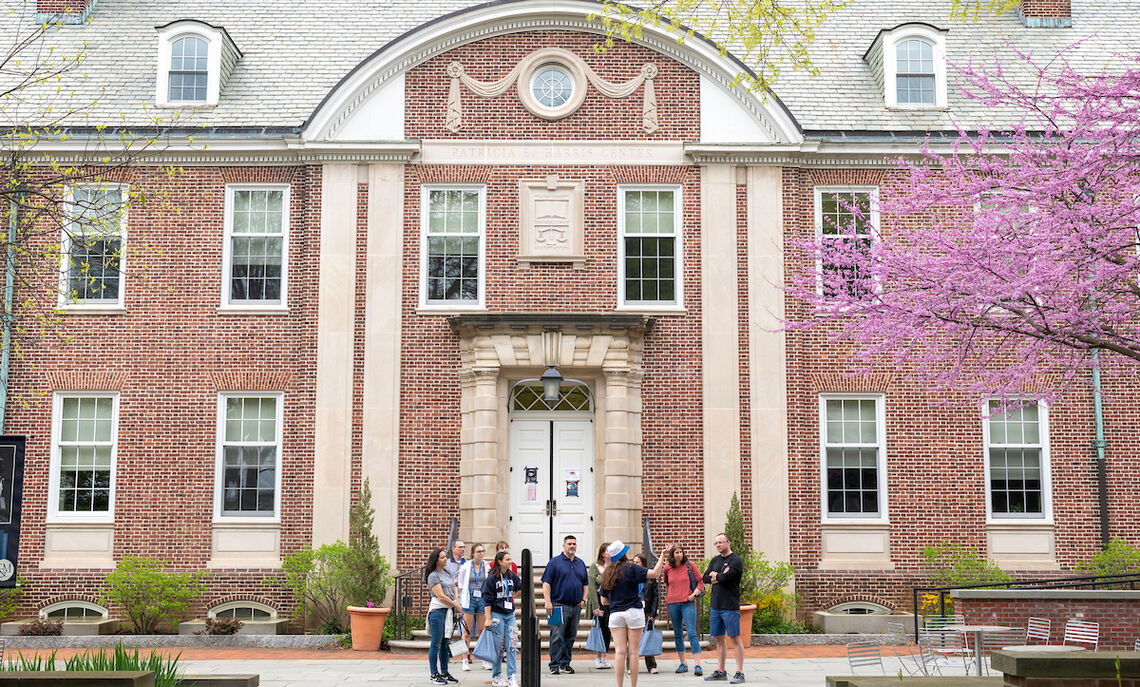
[0,436,26,587]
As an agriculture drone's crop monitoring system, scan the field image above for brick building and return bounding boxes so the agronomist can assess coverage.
[3,0,1136,623]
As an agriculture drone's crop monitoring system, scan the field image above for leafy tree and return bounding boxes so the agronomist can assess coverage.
[921,542,1012,588]
[1075,538,1140,578]
[267,542,355,634]
[788,50,1140,401]
[99,557,207,634]
[590,0,1017,93]
[723,491,750,563]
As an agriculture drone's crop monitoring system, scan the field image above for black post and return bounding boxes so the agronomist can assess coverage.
[521,548,541,687]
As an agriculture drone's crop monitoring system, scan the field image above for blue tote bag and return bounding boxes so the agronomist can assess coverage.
[638,625,663,657]
[584,622,607,653]
[472,626,500,664]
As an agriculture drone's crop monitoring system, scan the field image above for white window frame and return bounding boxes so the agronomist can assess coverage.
[208,600,278,620]
[814,186,879,299]
[156,21,224,107]
[220,184,290,312]
[214,392,284,523]
[40,601,109,620]
[827,601,892,615]
[48,391,119,524]
[819,394,889,524]
[58,183,129,311]
[418,184,486,311]
[982,399,1053,523]
[882,25,947,109]
[617,184,684,310]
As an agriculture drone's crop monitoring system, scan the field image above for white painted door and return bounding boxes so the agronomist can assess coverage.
[508,418,594,566]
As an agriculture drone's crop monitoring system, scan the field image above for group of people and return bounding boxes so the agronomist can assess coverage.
[424,532,749,686]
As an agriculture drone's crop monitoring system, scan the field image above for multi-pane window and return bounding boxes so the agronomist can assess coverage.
[63,185,127,306]
[44,604,107,620]
[620,188,680,305]
[225,186,288,306]
[53,394,117,517]
[895,38,935,105]
[816,187,876,299]
[214,605,273,620]
[986,400,1047,518]
[168,35,209,102]
[422,188,483,305]
[218,395,280,517]
[822,397,884,518]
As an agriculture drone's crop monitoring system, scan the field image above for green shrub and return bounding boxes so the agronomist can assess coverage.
[267,542,355,634]
[1075,538,1140,579]
[99,557,208,634]
[382,610,425,646]
[723,492,751,564]
[343,478,392,606]
[17,618,62,636]
[0,649,58,671]
[200,616,244,635]
[0,577,27,622]
[921,542,1012,588]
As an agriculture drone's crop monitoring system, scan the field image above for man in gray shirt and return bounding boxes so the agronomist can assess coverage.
[442,539,466,663]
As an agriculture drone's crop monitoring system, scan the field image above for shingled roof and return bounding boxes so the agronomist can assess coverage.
[1,0,1132,135]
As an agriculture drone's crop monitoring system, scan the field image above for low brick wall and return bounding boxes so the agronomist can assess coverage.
[951,589,1140,651]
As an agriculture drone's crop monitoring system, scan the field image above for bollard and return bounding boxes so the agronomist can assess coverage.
[521,548,541,687]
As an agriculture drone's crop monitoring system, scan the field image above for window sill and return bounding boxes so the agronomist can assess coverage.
[614,305,687,315]
[156,101,218,109]
[820,518,890,527]
[217,305,290,315]
[416,305,488,316]
[212,517,281,526]
[985,518,1053,527]
[57,306,126,315]
[885,104,949,112]
[45,516,115,526]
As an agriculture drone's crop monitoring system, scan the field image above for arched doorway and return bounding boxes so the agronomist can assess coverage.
[508,379,595,566]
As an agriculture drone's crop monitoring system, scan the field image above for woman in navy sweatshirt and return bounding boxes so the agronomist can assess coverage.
[482,551,524,687]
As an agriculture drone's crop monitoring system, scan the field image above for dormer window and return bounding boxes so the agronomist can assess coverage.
[895,39,935,105]
[155,20,242,107]
[864,23,947,110]
[169,35,209,103]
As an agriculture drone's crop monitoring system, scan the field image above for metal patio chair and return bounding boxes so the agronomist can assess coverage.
[1025,616,1051,644]
[921,615,973,671]
[1062,619,1099,651]
[847,641,886,675]
[981,628,1025,675]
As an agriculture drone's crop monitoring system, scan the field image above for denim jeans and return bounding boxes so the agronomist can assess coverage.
[427,608,450,676]
[548,604,581,668]
[491,611,517,678]
[668,601,702,655]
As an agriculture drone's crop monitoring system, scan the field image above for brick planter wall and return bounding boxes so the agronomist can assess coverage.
[953,589,1140,651]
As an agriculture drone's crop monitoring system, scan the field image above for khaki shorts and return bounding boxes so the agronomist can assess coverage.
[608,608,646,629]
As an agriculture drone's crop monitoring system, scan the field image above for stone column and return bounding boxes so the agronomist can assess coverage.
[746,166,790,563]
[460,367,501,546]
[701,164,742,548]
[362,163,404,565]
[601,366,643,552]
[312,163,358,546]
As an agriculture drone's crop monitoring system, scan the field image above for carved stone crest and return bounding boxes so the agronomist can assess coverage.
[518,175,585,269]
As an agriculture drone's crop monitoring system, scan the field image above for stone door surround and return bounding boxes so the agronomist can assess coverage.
[449,313,652,554]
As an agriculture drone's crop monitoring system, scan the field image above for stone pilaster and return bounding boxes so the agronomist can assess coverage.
[459,367,502,547]
[601,367,643,552]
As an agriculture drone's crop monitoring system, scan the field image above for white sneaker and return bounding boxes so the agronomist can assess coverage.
[462,656,471,671]
[602,656,613,668]
[508,676,520,687]
[482,661,493,670]
[595,656,605,669]
[491,676,508,687]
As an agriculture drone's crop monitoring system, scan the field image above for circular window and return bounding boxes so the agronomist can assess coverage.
[531,66,575,109]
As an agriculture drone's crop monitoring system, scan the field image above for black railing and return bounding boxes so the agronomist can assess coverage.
[911,572,1140,642]
[391,515,459,640]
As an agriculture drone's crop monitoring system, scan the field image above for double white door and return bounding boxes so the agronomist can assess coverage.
[508,418,594,566]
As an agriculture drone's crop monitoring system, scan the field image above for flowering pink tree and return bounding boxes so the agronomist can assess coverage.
[787,50,1140,401]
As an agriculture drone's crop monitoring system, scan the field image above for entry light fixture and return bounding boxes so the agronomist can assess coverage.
[541,365,563,402]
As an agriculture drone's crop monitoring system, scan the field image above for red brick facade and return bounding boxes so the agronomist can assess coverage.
[1019,0,1071,18]
[4,21,1137,630]
[956,593,1140,651]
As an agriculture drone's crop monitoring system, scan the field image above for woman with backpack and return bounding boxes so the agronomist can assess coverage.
[662,544,705,675]
[481,550,524,687]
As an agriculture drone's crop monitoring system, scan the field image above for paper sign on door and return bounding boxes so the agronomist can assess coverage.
[525,466,539,501]
[564,468,580,498]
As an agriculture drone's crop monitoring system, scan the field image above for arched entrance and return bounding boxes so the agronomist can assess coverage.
[508,380,594,566]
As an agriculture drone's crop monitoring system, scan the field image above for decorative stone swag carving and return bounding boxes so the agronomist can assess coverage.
[445,47,659,133]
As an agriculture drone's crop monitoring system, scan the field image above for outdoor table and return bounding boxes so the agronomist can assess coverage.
[946,624,1018,676]
[1000,645,1086,652]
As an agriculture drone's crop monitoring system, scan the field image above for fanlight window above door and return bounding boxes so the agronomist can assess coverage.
[510,381,593,412]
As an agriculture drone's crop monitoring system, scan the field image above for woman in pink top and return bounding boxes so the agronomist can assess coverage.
[662,544,704,675]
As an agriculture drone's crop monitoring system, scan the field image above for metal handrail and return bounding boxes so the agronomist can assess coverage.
[391,515,459,640]
[911,571,1140,642]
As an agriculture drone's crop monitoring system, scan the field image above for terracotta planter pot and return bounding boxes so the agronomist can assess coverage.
[738,604,756,643]
[347,606,391,651]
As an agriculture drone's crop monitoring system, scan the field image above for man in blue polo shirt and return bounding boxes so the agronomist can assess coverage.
[541,535,588,675]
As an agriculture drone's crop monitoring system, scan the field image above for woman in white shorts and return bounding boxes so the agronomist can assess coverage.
[599,540,667,687]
